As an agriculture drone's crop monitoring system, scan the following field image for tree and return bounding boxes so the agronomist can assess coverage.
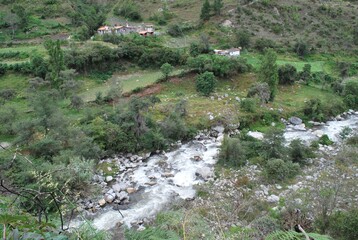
[235,29,251,49]
[195,71,216,96]
[213,0,223,16]
[299,64,312,85]
[200,0,211,21]
[261,127,285,160]
[4,12,19,38]
[294,40,310,58]
[11,5,29,32]
[30,54,48,79]
[278,64,297,85]
[258,49,278,101]
[247,82,270,103]
[45,40,65,88]
[160,63,174,81]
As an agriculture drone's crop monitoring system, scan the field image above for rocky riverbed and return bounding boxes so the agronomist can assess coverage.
[73,110,358,233]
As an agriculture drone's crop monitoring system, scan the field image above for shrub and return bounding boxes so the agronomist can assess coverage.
[343,81,358,109]
[125,227,179,240]
[261,127,286,160]
[264,158,299,183]
[0,89,16,101]
[303,98,325,121]
[240,98,257,112]
[187,54,251,77]
[141,129,167,151]
[278,64,297,85]
[114,1,142,21]
[247,82,270,103]
[251,215,280,238]
[288,139,313,165]
[298,64,312,84]
[328,209,358,240]
[294,40,310,57]
[167,23,183,37]
[218,135,247,167]
[234,29,251,48]
[160,113,194,141]
[254,38,276,52]
[195,71,216,96]
[319,134,333,146]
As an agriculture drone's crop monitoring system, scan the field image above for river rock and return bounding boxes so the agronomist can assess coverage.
[212,125,225,133]
[162,172,174,178]
[126,187,136,194]
[247,131,264,140]
[98,199,106,207]
[267,194,280,203]
[105,192,116,203]
[222,20,233,28]
[196,167,213,180]
[112,183,127,192]
[289,117,303,125]
[117,191,129,201]
[105,176,113,182]
[145,182,157,186]
[0,142,10,150]
[313,130,324,137]
[293,123,306,131]
[192,156,202,161]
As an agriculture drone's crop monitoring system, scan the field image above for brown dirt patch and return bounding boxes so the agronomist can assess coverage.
[131,84,163,97]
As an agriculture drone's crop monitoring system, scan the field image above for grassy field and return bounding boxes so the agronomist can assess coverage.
[242,53,330,73]
[153,70,343,128]
[79,69,183,102]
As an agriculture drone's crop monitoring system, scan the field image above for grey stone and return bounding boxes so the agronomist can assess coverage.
[98,199,106,207]
[267,195,280,203]
[105,176,113,182]
[196,167,213,180]
[289,117,303,125]
[117,191,129,201]
[104,193,115,203]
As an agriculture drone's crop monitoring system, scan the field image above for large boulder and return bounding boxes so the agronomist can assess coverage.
[289,117,303,125]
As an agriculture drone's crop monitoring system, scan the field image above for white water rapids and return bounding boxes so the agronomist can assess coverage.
[89,113,358,230]
[93,135,223,229]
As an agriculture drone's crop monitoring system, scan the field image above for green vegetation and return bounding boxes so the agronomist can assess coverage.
[0,0,357,239]
[195,71,216,96]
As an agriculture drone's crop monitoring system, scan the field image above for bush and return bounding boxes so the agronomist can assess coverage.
[303,98,325,121]
[318,134,333,146]
[114,1,142,21]
[343,81,358,109]
[0,89,16,101]
[288,139,313,165]
[278,64,297,85]
[254,38,276,52]
[218,135,247,167]
[328,209,358,240]
[240,98,257,112]
[234,29,251,48]
[247,82,270,103]
[195,71,216,96]
[294,40,310,58]
[264,158,300,183]
[187,54,251,77]
[261,127,286,160]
